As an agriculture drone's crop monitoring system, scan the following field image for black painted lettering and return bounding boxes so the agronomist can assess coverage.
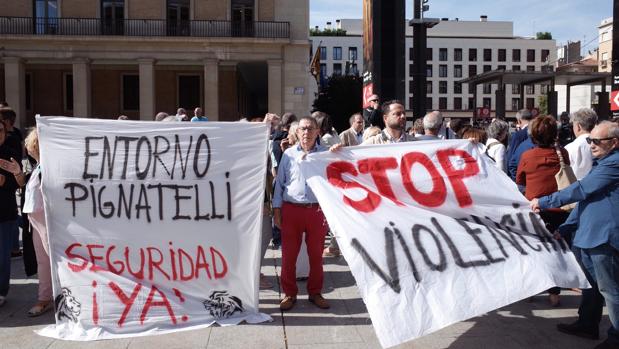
[172,185,193,220]
[117,136,138,180]
[97,185,115,218]
[153,136,171,178]
[83,136,103,180]
[117,184,134,219]
[172,134,192,180]
[135,136,152,180]
[210,181,224,219]
[194,184,211,221]
[455,219,506,264]
[64,182,88,216]
[431,217,492,268]
[135,184,152,223]
[193,134,211,178]
[412,224,447,271]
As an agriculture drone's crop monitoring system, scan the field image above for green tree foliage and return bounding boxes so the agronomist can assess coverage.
[537,94,548,115]
[536,32,552,40]
[309,28,347,36]
[312,75,363,132]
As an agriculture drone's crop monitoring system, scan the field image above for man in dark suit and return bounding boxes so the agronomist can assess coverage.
[506,109,534,180]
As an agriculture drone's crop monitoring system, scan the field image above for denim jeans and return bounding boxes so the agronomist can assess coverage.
[0,220,17,297]
[575,244,619,344]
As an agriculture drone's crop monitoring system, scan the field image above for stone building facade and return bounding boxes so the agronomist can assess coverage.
[0,0,310,127]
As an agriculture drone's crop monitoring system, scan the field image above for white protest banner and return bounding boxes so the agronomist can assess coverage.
[36,117,271,340]
[300,140,589,348]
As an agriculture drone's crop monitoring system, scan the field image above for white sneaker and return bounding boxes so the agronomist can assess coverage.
[0,296,6,307]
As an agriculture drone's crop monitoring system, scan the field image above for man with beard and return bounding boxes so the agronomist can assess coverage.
[362,100,416,144]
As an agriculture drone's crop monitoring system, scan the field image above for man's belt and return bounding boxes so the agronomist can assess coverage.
[284,201,320,208]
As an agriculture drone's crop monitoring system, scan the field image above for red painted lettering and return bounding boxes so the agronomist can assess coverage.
[105,245,125,275]
[65,243,88,272]
[326,161,381,213]
[401,151,447,207]
[194,246,212,279]
[109,282,142,327]
[211,247,228,279]
[92,280,99,326]
[357,157,403,206]
[436,149,479,207]
[147,247,171,281]
[140,285,177,325]
[125,246,145,280]
[86,244,105,272]
[178,248,195,281]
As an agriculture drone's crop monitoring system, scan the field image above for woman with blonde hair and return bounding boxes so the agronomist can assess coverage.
[23,129,53,316]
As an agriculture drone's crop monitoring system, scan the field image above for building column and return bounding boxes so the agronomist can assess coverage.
[267,59,283,115]
[3,57,26,128]
[138,59,156,121]
[203,59,219,120]
[72,58,92,117]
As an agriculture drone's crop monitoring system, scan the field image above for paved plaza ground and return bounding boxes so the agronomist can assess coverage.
[0,245,612,349]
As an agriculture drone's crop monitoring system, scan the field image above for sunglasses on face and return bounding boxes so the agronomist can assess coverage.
[586,137,616,145]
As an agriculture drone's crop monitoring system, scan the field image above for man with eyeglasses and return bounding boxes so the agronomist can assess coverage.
[362,100,416,145]
[273,116,330,311]
[531,121,619,349]
[363,94,384,129]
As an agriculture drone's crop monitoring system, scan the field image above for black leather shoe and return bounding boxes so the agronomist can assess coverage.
[556,322,599,340]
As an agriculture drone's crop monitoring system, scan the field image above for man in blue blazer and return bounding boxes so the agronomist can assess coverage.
[531,121,619,349]
[507,109,534,180]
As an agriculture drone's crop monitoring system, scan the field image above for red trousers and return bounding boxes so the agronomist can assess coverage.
[280,202,328,297]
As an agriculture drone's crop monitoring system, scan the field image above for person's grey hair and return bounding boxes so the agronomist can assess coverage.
[599,120,619,139]
[155,112,169,121]
[486,119,509,140]
[349,113,362,126]
[423,111,443,131]
[569,108,598,132]
[516,109,533,121]
[311,111,328,119]
[288,121,300,144]
[162,115,179,122]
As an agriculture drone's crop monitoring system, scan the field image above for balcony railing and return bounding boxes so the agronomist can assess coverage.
[0,17,290,39]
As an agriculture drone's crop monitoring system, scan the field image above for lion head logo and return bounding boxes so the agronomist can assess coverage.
[54,287,81,323]
[202,290,244,319]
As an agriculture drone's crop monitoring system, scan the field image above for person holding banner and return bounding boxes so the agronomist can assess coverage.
[517,115,571,307]
[19,129,53,316]
[531,121,619,348]
[0,121,25,307]
[273,116,330,311]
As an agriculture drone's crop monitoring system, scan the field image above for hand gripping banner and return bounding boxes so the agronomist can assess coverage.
[300,140,589,348]
[36,117,271,340]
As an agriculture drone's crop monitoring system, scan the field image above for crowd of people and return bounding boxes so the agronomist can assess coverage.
[0,98,618,348]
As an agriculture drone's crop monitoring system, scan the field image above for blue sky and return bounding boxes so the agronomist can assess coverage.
[310,0,612,53]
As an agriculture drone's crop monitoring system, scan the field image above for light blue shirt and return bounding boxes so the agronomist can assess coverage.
[272,143,327,208]
[190,116,209,122]
[539,149,619,250]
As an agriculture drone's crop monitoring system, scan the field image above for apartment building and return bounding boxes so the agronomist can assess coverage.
[598,17,613,73]
[310,18,557,117]
[0,0,310,127]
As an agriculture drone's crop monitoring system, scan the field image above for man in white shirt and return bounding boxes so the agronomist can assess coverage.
[565,108,598,179]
